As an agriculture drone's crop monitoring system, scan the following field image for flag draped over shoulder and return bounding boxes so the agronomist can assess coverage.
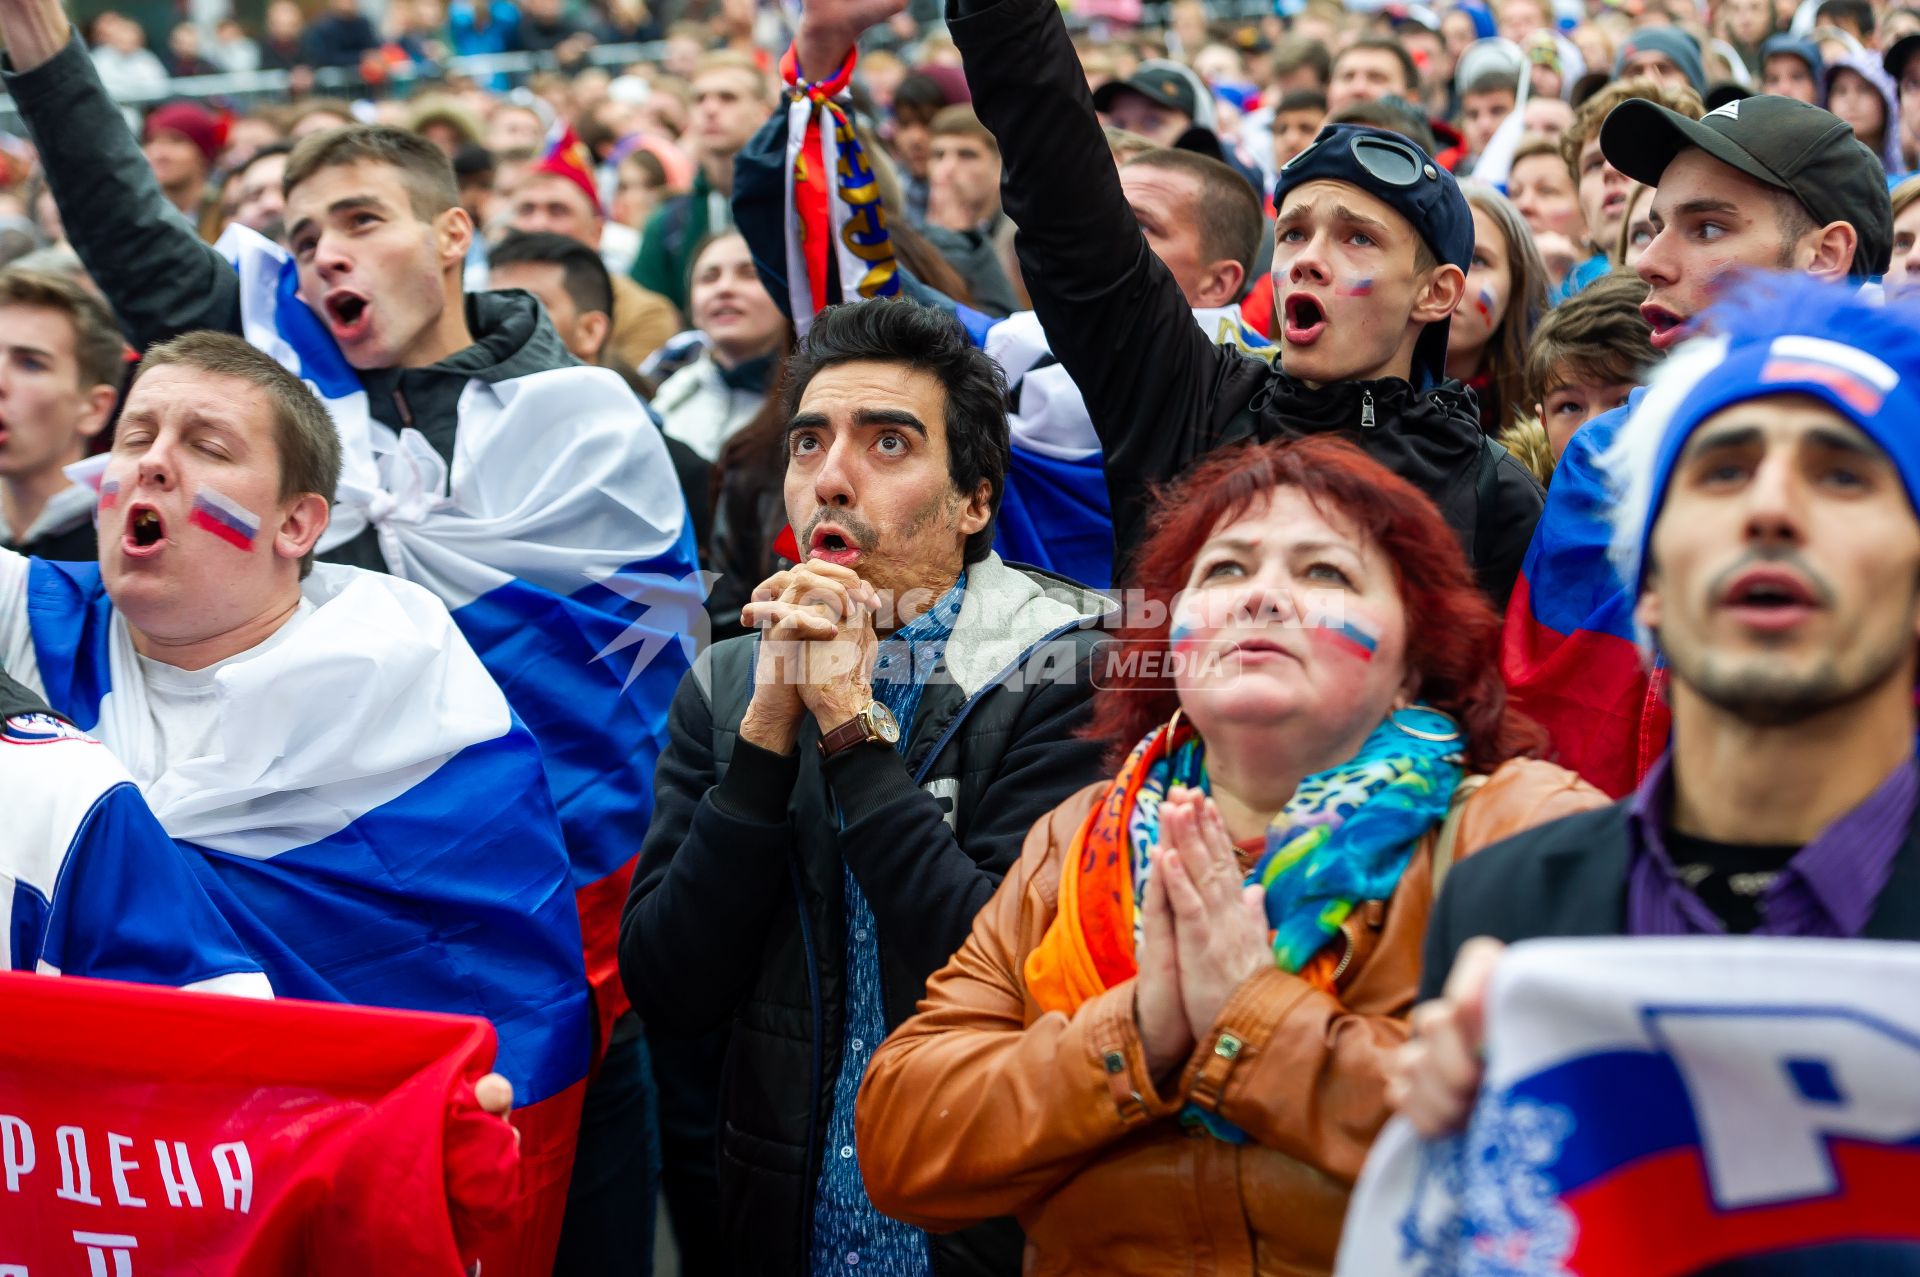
[0,970,519,1274]
[18,555,591,1276]
[1501,407,1668,799]
[973,305,1274,590]
[216,224,706,1056]
[1336,938,1920,1276]
[2,698,269,996]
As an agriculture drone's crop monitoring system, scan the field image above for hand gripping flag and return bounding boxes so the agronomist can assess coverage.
[216,223,707,1063]
[10,551,593,1276]
[780,44,900,335]
[1500,402,1669,799]
[2,685,269,996]
[0,971,520,1274]
[1336,938,1920,1276]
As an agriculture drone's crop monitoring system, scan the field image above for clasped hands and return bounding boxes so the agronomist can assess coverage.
[1132,788,1275,1084]
[739,561,881,755]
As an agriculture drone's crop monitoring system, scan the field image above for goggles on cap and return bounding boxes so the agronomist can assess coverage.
[1287,129,1438,187]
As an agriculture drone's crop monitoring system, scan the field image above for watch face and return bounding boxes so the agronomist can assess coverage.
[867,701,901,744]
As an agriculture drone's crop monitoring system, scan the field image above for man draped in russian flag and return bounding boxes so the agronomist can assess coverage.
[0,0,702,1256]
[0,333,592,1275]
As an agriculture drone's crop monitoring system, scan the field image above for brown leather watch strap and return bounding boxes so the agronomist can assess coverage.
[816,712,877,759]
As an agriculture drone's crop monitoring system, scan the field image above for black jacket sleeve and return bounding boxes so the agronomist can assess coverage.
[1477,449,1545,609]
[947,0,1229,567]
[3,35,242,349]
[619,667,803,1037]
[828,637,1106,978]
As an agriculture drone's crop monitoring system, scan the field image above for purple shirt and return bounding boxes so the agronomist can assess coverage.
[1624,753,1917,938]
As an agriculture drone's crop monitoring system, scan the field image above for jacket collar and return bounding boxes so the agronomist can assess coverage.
[1255,369,1485,452]
[941,553,1112,700]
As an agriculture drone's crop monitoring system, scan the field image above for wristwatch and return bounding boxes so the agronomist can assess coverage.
[817,700,901,759]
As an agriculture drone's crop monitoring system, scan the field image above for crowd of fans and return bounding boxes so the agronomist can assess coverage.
[5,0,1920,1271]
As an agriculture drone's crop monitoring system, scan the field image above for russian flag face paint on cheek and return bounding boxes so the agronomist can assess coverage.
[1310,615,1379,663]
[189,486,263,551]
[1336,277,1375,297]
[1475,286,1497,322]
[97,480,120,511]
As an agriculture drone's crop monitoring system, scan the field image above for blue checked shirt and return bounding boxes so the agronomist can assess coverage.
[809,575,965,1277]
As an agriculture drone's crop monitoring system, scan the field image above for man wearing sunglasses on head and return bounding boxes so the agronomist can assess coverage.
[776,0,1546,606]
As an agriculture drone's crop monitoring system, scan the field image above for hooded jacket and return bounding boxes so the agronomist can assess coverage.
[1826,55,1905,175]
[0,483,96,562]
[620,554,1113,1277]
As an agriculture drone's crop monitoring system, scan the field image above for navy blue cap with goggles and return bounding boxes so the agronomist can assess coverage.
[1272,124,1475,386]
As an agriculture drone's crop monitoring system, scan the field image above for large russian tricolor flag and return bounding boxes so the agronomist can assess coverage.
[11,552,593,1276]
[218,226,706,1059]
[1501,403,1669,799]
[1339,939,1920,1276]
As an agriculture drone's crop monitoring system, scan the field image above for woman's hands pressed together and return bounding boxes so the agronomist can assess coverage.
[1132,788,1273,1082]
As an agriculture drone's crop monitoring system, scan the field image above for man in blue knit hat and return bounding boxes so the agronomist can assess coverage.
[1392,274,1920,1136]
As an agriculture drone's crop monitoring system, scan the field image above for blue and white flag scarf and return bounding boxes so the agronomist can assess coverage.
[217,225,707,1047]
[1336,938,1920,1276]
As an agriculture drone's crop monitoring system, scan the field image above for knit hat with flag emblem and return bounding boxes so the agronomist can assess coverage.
[1605,273,1920,598]
[532,125,604,217]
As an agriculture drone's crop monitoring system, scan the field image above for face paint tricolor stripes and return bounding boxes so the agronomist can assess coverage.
[1312,615,1378,662]
[1336,278,1375,297]
[97,480,120,511]
[189,487,262,551]
[1474,286,1496,322]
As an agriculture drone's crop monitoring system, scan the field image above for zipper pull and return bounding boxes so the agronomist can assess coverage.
[1360,390,1376,429]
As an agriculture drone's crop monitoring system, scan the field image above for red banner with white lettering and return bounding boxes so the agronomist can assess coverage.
[0,972,522,1275]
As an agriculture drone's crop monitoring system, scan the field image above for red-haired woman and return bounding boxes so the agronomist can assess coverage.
[853,436,1605,1275]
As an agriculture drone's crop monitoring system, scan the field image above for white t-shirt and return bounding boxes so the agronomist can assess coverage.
[132,599,313,784]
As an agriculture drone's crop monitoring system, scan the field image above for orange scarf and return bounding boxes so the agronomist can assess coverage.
[1025,724,1341,1017]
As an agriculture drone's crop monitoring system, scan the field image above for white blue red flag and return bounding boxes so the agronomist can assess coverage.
[2,702,269,996]
[1501,402,1670,799]
[0,549,592,1275]
[216,224,707,1054]
[961,303,1273,589]
[1337,938,1920,1276]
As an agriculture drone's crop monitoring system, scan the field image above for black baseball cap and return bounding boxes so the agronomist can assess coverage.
[1093,65,1201,122]
[1598,95,1892,277]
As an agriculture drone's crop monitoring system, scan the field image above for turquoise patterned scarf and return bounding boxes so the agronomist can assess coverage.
[1127,706,1467,1139]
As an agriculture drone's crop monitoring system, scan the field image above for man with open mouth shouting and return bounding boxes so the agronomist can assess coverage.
[0,0,703,1263]
[621,300,1113,1277]
[1504,93,1894,800]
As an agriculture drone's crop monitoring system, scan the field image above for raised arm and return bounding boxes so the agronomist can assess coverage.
[0,0,240,348]
[945,0,1228,545]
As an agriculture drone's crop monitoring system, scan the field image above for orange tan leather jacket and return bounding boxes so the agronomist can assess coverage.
[855,757,1606,1277]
